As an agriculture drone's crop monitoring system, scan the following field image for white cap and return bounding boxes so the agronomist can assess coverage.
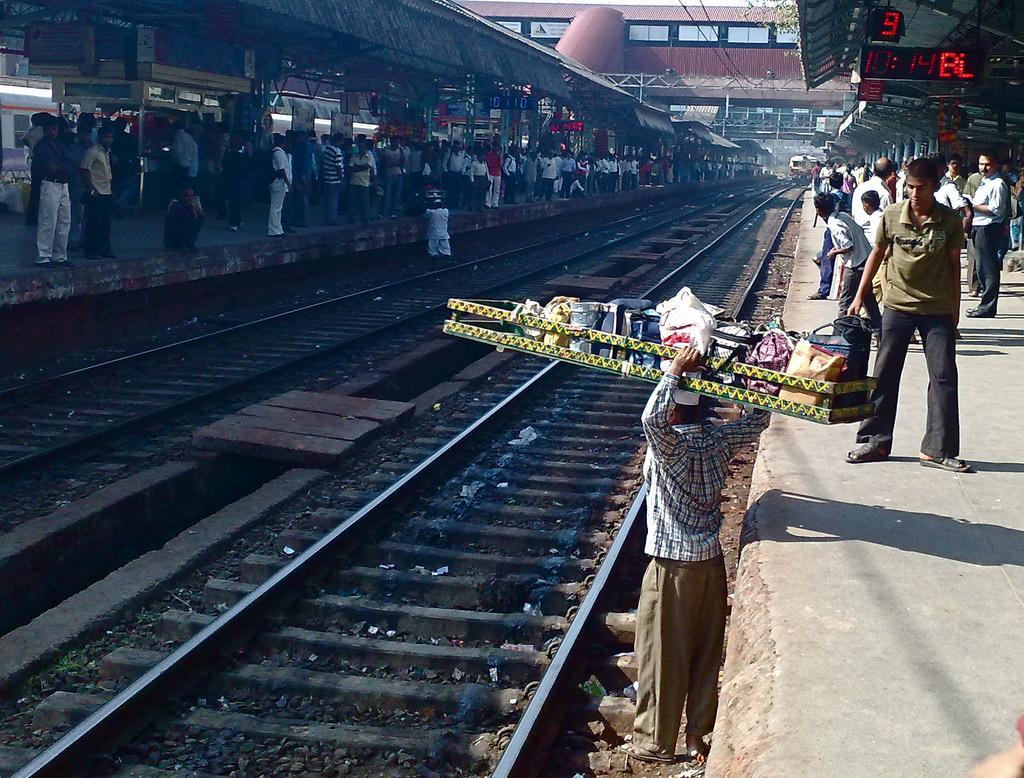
[673,389,700,406]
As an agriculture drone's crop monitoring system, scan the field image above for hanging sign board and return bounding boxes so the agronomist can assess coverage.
[291,103,315,131]
[857,79,884,102]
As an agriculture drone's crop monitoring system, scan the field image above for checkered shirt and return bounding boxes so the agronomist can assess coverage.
[641,374,770,562]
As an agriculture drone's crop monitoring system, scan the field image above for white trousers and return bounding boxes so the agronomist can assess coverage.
[37,180,71,262]
[268,181,287,236]
[486,174,501,208]
[428,238,451,257]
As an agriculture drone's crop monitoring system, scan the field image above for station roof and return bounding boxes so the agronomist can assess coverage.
[459,2,779,23]
[10,0,684,136]
[10,0,626,101]
[796,0,1024,149]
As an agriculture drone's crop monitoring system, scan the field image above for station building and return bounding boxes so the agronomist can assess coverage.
[458,1,851,161]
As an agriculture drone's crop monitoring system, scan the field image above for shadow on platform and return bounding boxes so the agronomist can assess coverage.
[755,489,1024,567]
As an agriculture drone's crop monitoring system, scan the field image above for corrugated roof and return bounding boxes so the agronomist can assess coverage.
[624,47,802,79]
[458,1,778,23]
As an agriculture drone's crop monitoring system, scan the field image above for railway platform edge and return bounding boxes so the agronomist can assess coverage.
[709,192,1024,777]
[0,181,738,310]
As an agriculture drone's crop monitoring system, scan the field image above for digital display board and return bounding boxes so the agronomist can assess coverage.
[550,120,585,132]
[860,46,983,82]
[487,94,537,111]
[868,9,904,42]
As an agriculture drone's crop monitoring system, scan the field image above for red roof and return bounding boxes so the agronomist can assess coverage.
[458,1,778,24]
[624,47,802,78]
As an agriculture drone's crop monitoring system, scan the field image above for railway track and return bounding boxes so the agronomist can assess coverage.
[0,183,775,481]
[7,187,800,777]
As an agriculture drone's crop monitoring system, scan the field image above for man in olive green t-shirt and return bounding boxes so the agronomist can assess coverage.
[846,157,971,473]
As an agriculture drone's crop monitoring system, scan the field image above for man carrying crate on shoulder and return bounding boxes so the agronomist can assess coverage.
[625,346,769,767]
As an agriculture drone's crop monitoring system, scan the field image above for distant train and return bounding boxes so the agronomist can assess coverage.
[0,83,57,177]
[788,154,822,179]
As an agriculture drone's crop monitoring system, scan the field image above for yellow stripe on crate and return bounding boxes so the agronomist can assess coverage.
[442,320,873,424]
[446,299,875,397]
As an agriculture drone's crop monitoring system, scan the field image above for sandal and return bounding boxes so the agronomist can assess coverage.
[846,444,889,464]
[919,456,973,473]
[619,743,677,764]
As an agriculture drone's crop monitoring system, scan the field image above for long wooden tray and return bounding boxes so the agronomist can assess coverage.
[443,319,875,424]
[448,298,876,398]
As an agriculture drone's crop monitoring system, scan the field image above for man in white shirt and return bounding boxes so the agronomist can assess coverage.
[851,158,896,225]
[539,150,559,201]
[815,192,881,330]
[170,123,199,193]
[445,142,466,209]
[560,151,576,199]
[966,153,1009,318]
[268,134,291,237]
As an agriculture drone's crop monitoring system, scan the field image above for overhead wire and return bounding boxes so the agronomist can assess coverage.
[673,0,757,99]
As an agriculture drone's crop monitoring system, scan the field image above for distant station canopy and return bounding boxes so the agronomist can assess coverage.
[555,6,625,74]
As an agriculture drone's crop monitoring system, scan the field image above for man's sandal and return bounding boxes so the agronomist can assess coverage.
[920,456,973,473]
[619,743,677,764]
[846,444,889,464]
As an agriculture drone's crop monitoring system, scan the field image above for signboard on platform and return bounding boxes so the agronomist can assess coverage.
[550,120,585,133]
[857,79,884,102]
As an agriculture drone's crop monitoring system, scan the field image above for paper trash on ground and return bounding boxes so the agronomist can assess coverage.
[508,426,539,446]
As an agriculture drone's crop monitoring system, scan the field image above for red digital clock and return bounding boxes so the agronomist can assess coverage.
[860,46,984,82]
[550,120,585,133]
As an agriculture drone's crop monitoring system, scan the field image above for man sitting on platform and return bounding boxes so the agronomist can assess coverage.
[164,187,204,253]
[625,346,769,766]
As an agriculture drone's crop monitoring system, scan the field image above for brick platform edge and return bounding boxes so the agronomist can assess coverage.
[705,196,810,777]
[0,179,742,308]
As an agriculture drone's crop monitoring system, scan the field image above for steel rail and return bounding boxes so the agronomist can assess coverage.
[0,184,775,479]
[491,189,801,777]
[0,182,745,402]
[13,186,797,778]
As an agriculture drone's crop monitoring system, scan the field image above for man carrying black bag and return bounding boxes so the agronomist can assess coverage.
[845,157,970,473]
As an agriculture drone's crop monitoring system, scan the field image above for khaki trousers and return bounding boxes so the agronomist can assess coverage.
[632,555,727,756]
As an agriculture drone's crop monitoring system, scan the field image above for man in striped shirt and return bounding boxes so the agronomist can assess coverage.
[626,346,769,766]
[322,134,345,226]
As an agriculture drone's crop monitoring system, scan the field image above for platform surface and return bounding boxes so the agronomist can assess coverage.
[711,193,1024,777]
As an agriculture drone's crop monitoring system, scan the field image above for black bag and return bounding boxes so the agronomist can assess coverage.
[807,316,872,381]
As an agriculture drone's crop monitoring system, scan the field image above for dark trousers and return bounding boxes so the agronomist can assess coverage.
[561,172,573,198]
[540,179,555,201]
[323,182,341,225]
[973,222,1005,316]
[443,172,462,208]
[82,194,113,256]
[226,182,248,229]
[856,308,959,459]
[839,265,882,331]
[471,179,488,212]
[817,229,835,297]
[348,185,370,224]
[965,237,979,295]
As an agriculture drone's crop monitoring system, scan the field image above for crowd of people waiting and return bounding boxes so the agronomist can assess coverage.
[19,109,756,265]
